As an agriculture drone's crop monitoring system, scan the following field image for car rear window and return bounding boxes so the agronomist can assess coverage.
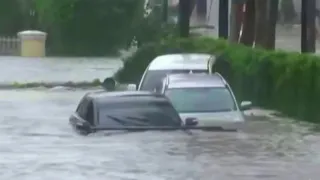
[140,69,208,91]
[97,100,182,127]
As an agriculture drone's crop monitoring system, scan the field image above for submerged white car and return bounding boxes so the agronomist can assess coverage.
[127,53,216,91]
[160,73,252,131]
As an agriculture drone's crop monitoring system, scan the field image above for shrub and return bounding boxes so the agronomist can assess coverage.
[114,37,320,123]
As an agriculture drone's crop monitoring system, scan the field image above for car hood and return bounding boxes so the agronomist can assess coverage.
[179,111,245,129]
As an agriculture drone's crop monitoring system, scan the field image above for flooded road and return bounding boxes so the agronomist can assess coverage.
[0,56,123,83]
[1,34,320,179]
[0,89,319,180]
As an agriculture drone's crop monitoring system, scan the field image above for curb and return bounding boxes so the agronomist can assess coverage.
[0,81,101,89]
[0,81,130,90]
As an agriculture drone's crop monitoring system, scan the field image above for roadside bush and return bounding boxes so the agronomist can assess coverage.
[114,37,320,123]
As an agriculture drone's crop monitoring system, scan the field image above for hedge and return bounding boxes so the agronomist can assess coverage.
[114,37,320,123]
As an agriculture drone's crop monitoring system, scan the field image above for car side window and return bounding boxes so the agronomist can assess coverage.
[140,70,168,91]
[86,101,94,125]
[154,79,165,93]
[76,97,89,120]
[76,98,84,115]
[147,101,182,126]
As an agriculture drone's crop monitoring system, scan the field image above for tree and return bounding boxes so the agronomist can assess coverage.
[219,0,229,38]
[229,1,245,42]
[265,0,279,49]
[33,0,145,56]
[279,0,296,24]
[134,5,177,47]
[178,0,192,37]
[301,0,316,53]
[239,0,255,46]
[254,0,268,48]
[0,0,29,35]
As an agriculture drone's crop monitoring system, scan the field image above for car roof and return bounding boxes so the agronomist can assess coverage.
[148,53,214,70]
[86,90,169,104]
[166,73,226,88]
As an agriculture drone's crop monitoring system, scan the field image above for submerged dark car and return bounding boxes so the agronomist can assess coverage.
[69,91,197,135]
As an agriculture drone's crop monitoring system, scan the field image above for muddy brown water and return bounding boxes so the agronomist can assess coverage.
[0,89,319,180]
[1,29,320,179]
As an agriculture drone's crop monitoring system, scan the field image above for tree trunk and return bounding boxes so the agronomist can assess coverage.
[301,0,316,53]
[240,0,255,46]
[265,0,279,49]
[162,0,168,23]
[219,0,229,39]
[280,0,296,24]
[179,0,192,37]
[229,3,244,43]
[254,0,269,48]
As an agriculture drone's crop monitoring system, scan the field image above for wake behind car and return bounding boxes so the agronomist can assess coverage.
[127,53,216,91]
[69,91,197,135]
[160,73,252,131]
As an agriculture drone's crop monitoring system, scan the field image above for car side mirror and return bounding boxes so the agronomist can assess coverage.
[185,117,198,126]
[127,84,137,91]
[240,101,252,111]
[102,77,116,91]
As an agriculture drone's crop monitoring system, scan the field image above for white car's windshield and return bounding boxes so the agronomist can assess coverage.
[140,69,208,91]
[165,87,237,113]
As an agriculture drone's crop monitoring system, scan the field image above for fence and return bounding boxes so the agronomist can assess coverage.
[0,36,20,56]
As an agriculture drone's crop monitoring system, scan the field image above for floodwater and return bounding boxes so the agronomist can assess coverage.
[0,56,123,83]
[0,89,319,180]
[1,29,320,179]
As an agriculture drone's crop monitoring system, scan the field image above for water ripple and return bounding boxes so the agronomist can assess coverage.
[0,89,319,180]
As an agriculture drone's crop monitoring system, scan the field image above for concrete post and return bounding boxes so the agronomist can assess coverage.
[17,30,47,57]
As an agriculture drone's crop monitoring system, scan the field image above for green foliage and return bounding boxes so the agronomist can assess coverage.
[115,37,320,123]
[0,0,30,35]
[1,0,176,56]
[133,5,178,47]
[33,0,146,56]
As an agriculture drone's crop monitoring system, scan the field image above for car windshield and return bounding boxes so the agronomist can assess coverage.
[165,87,237,113]
[140,69,208,91]
[97,100,182,127]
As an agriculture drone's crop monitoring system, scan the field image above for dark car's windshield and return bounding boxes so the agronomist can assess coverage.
[139,69,208,91]
[97,100,182,127]
[165,87,237,113]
